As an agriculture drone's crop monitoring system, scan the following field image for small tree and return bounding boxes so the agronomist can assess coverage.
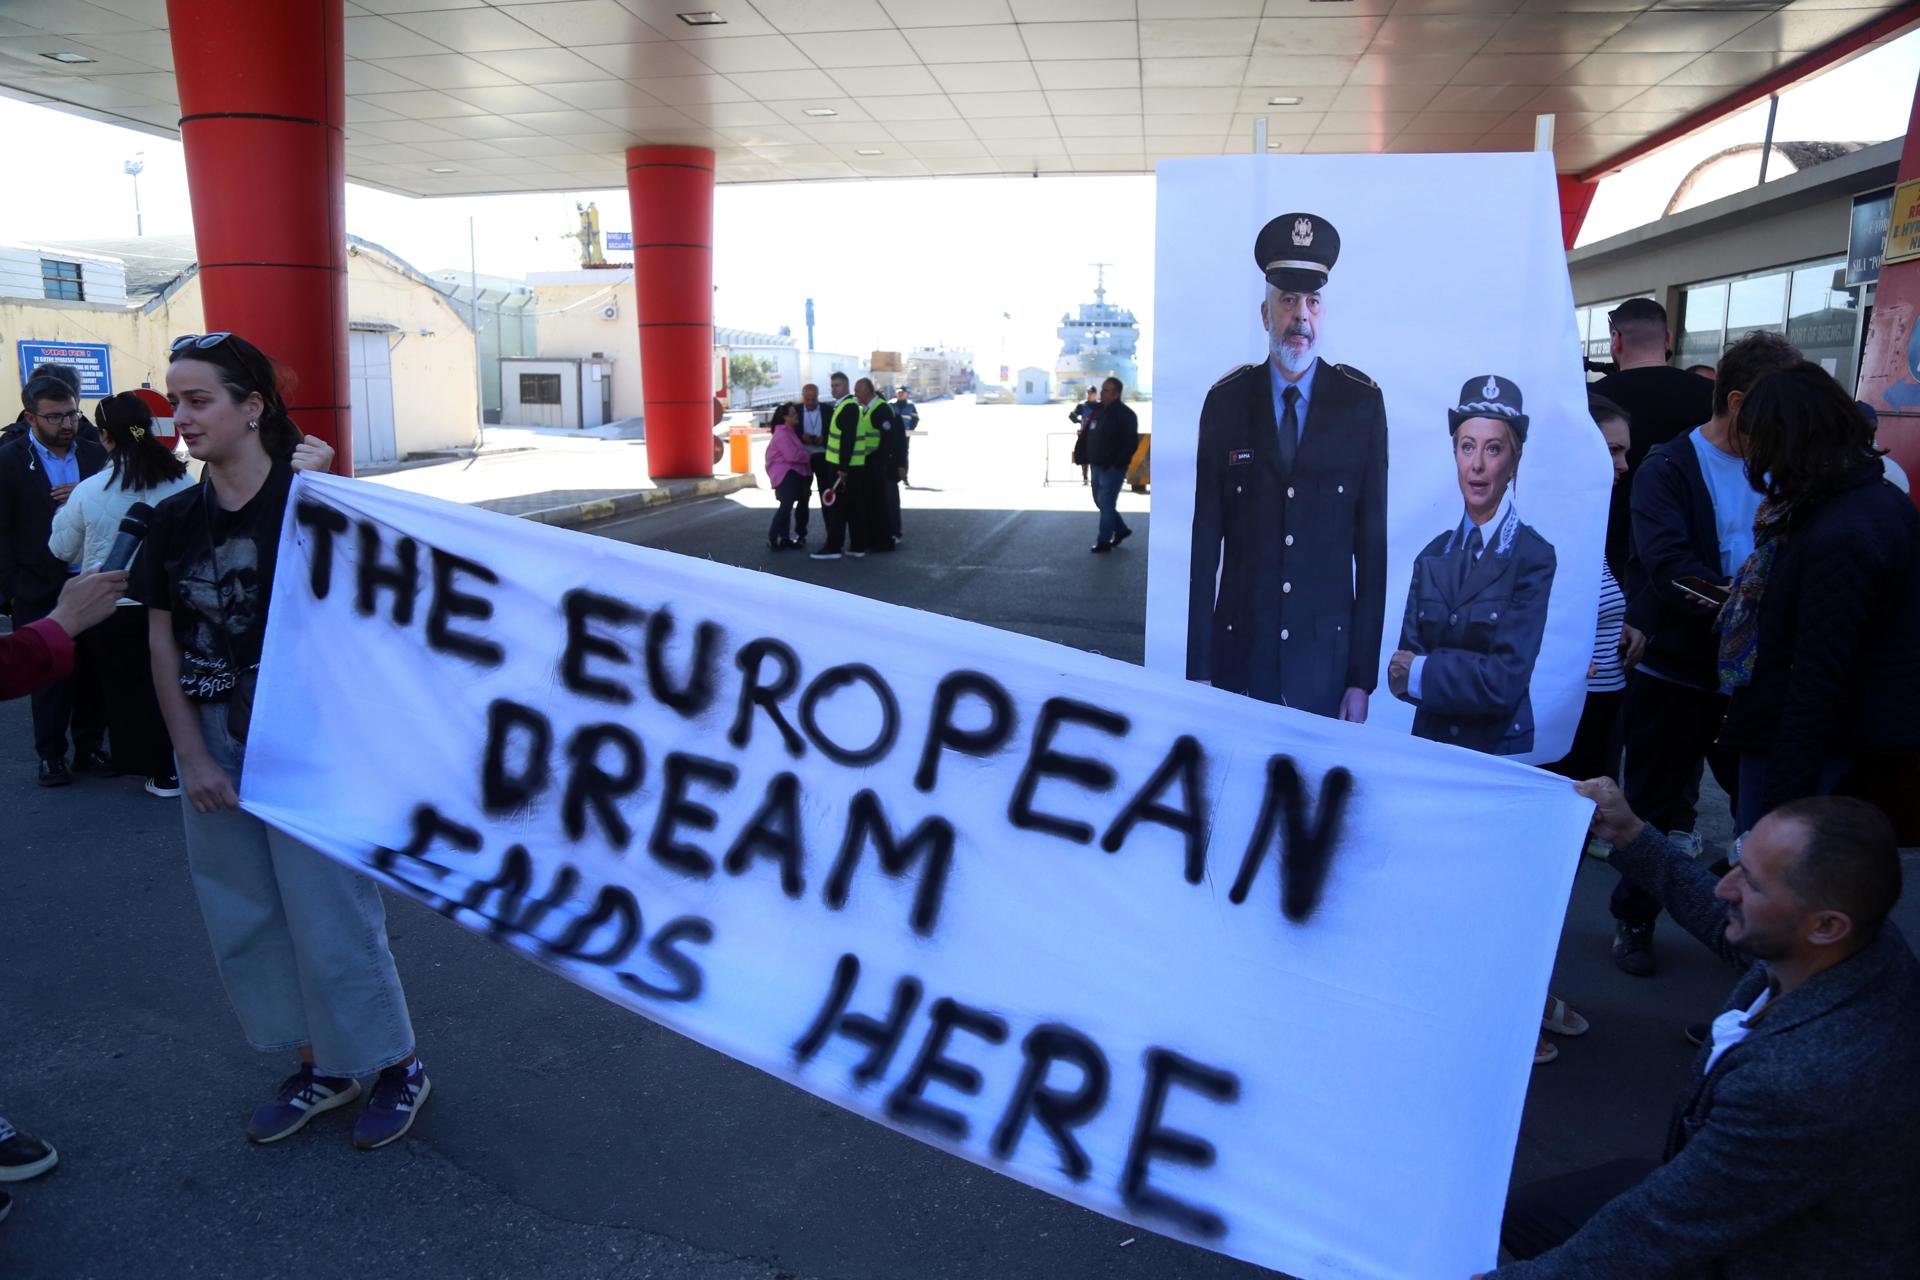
[729,354,777,405]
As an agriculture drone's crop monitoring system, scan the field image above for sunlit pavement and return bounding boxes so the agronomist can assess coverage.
[4,397,1913,1278]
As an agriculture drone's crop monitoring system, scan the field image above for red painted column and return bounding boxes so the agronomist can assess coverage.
[168,0,351,474]
[1857,73,1920,510]
[1556,174,1598,251]
[626,146,716,479]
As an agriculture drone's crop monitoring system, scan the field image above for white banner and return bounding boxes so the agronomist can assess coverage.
[1145,153,1608,765]
[247,474,1590,1279]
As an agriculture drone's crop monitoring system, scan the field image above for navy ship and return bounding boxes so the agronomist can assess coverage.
[1054,263,1139,401]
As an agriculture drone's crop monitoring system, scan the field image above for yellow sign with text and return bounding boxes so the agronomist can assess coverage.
[1883,178,1920,266]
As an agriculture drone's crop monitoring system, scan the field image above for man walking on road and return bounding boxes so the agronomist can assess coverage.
[1087,377,1138,553]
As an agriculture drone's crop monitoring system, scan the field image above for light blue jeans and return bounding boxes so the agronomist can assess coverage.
[178,704,415,1077]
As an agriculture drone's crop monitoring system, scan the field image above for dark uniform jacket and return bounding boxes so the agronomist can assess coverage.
[0,432,108,612]
[1187,356,1387,717]
[1624,434,1726,690]
[1396,505,1555,756]
[1494,826,1920,1278]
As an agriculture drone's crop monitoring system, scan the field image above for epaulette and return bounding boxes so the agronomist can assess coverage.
[1333,363,1377,389]
[1211,362,1259,390]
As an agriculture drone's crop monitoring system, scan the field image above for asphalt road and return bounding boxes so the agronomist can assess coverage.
[4,399,1911,1279]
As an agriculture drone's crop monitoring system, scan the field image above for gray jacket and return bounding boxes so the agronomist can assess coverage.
[1496,828,1920,1278]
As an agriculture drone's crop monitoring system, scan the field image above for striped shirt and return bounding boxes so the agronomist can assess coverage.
[1589,559,1627,693]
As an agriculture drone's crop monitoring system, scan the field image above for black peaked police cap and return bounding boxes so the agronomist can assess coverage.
[1254,212,1340,292]
[1447,374,1530,444]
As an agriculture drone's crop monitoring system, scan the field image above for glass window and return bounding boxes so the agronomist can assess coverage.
[1725,271,1788,337]
[1678,282,1727,368]
[41,258,83,302]
[519,372,562,405]
[1786,259,1860,390]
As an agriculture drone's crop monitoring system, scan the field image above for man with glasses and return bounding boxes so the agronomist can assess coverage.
[0,373,109,786]
[3,363,101,445]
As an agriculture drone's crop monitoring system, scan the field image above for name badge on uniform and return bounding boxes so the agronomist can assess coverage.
[1228,449,1254,466]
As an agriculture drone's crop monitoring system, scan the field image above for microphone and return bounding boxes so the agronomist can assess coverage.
[102,502,155,573]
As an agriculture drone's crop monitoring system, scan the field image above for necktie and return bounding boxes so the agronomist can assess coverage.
[1278,384,1301,472]
[1455,525,1483,594]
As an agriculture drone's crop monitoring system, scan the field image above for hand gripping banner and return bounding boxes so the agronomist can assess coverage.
[245,474,1591,1279]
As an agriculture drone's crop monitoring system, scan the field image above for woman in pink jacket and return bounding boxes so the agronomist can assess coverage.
[765,401,813,551]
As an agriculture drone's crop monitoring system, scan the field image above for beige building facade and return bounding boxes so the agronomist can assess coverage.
[4,235,478,465]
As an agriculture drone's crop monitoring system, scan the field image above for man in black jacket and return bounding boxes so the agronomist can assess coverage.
[1188,213,1387,722]
[0,374,109,785]
[1087,377,1138,552]
[1613,332,1801,975]
[1592,299,1713,574]
[1489,780,1919,1278]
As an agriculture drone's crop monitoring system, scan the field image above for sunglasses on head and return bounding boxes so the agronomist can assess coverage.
[171,332,234,352]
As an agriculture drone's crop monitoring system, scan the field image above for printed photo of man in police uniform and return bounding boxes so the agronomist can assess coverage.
[1185,213,1389,723]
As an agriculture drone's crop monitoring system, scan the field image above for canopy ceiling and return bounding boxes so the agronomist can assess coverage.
[1,0,1913,196]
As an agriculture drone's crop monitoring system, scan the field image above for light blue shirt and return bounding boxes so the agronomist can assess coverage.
[1689,426,1762,578]
[27,431,82,570]
[1268,356,1317,445]
[27,430,79,488]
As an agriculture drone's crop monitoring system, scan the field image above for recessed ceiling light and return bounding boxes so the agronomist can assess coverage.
[1267,96,1302,107]
[677,10,726,25]
[855,148,883,156]
[42,51,96,64]
[802,107,837,117]
[429,166,457,173]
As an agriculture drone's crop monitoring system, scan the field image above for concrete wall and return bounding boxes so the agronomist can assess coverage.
[0,244,477,459]
[530,272,644,421]
[345,242,480,456]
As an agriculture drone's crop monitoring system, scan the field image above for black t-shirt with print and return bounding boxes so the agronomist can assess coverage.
[130,460,294,702]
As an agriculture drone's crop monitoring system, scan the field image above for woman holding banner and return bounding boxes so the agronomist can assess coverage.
[130,333,430,1152]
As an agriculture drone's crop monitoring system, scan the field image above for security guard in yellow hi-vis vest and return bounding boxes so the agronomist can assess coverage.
[1187,212,1389,723]
[812,375,898,560]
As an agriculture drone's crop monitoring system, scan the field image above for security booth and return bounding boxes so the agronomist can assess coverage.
[500,355,615,429]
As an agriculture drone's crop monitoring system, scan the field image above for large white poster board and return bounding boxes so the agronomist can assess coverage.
[1145,153,1607,765]
[247,475,1591,1278]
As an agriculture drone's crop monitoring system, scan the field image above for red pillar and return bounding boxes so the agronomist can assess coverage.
[1556,174,1597,251]
[1857,73,1920,509]
[168,0,351,474]
[626,146,716,479]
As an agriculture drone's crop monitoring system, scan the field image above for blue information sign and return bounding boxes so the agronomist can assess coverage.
[606,230,632,252]
[17,340,113,397]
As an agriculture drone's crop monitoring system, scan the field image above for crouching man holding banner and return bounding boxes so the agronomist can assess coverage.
[1487,779,1920,1277]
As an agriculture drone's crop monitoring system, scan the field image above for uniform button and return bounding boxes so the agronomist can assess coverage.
[1236,484,1243,493]
[1448,726,1460,738]
[1490,611,1499,620]
[1282,581,1292,593]
[1284,534,1294,546]
[1336,484,1344,494]
[1280,628,1290,640]
[1286,486,1295,498]
[1226,624,1234,632]
[1448,612,1458,625]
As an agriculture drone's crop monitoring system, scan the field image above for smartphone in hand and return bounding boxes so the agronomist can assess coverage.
[1674,576,1731,608]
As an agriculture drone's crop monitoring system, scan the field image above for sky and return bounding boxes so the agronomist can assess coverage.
[2,28,1917,381]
